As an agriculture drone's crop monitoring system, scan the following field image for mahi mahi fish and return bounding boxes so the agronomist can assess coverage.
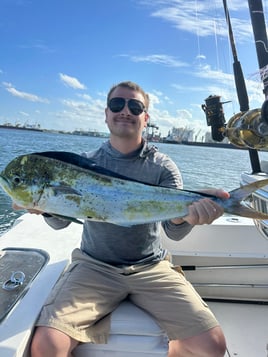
[1,151,268,226]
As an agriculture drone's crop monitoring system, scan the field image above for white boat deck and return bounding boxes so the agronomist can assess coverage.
[209,301,268,357]
[0,214,267,356]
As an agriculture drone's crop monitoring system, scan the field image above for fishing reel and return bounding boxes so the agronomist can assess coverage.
[202,95,229,142]
[202,96,268,149]
[225,100,268,149]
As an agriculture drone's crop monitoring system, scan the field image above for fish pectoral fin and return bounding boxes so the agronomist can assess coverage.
[49,185,82,196]
[85,215,133,227]
[49,213,84,224]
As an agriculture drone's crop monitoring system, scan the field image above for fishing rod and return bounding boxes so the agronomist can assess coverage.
[223,0,249,113]
[202,0,250,145]
[223,0,261,172]
[248,0,268,112]
[238,0,268,171]
[248,1,268,94]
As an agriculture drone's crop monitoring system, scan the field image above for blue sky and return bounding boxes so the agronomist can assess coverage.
[0,0,266,137]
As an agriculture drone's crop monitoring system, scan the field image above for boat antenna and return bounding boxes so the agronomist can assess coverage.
[223,0,261,173]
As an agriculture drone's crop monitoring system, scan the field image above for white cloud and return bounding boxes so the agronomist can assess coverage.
[19,40,55,53]
[145,0,252,43]
[59,73,87,90]
[147,91,197,136]
[196,54,206,60]
[120,54,188,67]
[18,111,30,116]
[77,93,92,101]
[3,82,49,103]
[193,64,264,107]
[47,96,107,132]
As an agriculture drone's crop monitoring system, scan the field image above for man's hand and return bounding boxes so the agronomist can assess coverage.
[171,189,230,226]
[12,203,43,215]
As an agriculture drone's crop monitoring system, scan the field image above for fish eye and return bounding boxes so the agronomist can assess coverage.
[12,176,21,185]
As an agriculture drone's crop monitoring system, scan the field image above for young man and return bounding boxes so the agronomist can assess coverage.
[29,81,228,356]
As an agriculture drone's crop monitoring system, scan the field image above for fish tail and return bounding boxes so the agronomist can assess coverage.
[226,178,268,219]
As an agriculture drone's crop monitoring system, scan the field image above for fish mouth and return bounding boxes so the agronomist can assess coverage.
[0,175,11,194]
[0,173,43,208]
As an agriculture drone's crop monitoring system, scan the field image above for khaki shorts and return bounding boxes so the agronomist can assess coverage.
[36,248,219,343]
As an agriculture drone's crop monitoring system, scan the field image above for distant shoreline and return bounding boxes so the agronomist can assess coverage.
[0,125,110,137]
[0,125,43,132]
[163,139,244,150]
[181,140,243,150]
[0,126,245,150]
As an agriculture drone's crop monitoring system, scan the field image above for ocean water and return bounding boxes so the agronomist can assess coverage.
[1,128,267,236]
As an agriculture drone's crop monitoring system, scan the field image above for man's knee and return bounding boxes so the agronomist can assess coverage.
[31,326,78,357]
[208,326,226,356]
[31,327,48,357]
[168,326,226,357]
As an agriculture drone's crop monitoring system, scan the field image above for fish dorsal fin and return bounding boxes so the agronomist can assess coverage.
[32,151,145,183]
[31,151,221,199]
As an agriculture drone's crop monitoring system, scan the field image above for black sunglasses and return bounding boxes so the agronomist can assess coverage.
[108,97,146,116]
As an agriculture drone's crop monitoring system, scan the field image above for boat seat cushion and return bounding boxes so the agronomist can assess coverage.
[73,300,168,357]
